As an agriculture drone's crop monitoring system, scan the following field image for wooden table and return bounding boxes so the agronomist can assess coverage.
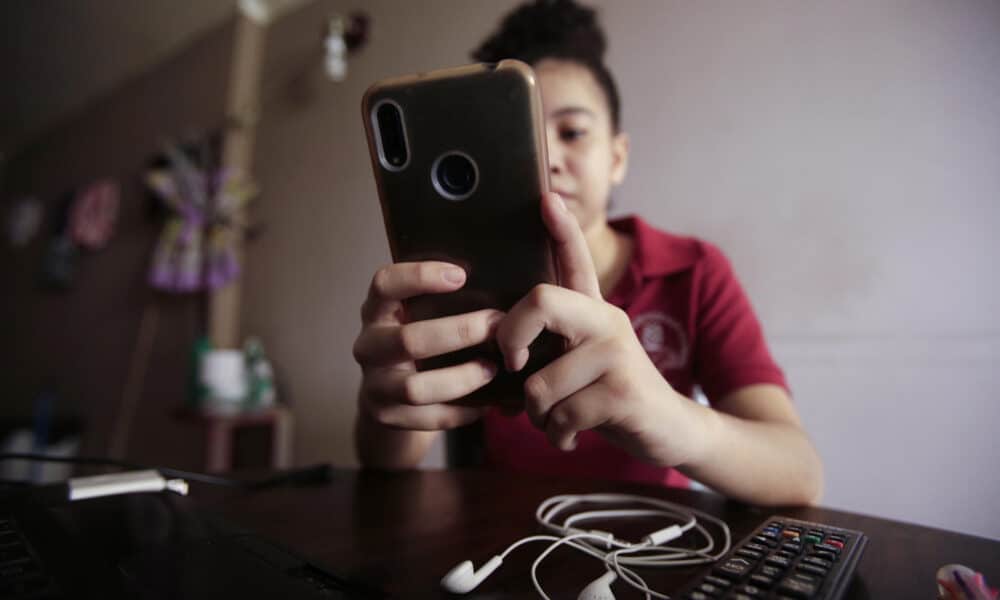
[194,467,1000,598]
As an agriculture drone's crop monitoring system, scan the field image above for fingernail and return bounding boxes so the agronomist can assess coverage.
[442,267,465,285]
[563,436,577,452]
[515,348,530,371]
[517,348,530,371]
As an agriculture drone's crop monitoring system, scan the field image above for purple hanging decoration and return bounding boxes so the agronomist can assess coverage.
[145,144,254,293]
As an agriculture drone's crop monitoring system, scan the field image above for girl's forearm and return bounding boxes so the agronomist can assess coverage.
[676,403,824,506]
[354,409,439,469]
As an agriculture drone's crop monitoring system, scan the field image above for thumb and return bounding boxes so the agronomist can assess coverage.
[540,192,601,299]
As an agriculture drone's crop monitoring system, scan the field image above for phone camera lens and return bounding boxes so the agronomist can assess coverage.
[374,101,408,170]
[432,152,479,201]
[440,156,475,193]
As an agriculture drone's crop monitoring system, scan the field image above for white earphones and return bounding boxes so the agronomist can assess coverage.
[439,493,732,599]
[440,556,503,594]
[577,571,617,600]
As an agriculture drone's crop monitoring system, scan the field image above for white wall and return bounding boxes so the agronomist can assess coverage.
[600,0,1000,539]
[243,0,1000,539]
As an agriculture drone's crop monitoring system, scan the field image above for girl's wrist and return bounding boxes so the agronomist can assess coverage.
[672,391,722,470]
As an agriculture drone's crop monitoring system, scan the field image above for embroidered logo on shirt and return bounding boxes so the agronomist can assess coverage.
[632,311,689,370]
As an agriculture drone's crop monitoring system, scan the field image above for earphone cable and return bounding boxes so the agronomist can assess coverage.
[529,532,653,600]
[526,493,733,598]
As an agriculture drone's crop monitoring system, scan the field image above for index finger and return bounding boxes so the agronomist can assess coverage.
[541,192,602,299]
[362,261,467,324]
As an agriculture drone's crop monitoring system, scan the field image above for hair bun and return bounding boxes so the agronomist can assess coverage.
[472,0,607,64]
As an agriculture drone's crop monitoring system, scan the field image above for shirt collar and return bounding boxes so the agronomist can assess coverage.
[609,215,702,278]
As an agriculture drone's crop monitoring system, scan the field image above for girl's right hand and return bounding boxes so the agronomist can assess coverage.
[352,261,503,431]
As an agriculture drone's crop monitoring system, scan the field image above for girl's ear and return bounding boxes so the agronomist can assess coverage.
[610,131,629,185]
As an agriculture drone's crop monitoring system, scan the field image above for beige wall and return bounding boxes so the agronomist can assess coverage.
[1,19,237,469]
[242,0,1000,538]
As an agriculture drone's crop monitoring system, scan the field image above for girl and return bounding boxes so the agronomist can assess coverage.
[352,0,823,506]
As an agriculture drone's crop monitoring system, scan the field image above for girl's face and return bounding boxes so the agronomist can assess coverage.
[536,58,629,237]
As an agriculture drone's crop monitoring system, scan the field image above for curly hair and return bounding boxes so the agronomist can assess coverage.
[471,0,622,132]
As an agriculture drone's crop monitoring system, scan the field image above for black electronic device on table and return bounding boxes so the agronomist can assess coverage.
[675,516,868,600]
[0,493,382,600]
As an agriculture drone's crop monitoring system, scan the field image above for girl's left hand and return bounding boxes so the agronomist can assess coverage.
[496,192,712,467]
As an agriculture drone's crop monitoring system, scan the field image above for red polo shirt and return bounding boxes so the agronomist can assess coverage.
[483,215,788,487]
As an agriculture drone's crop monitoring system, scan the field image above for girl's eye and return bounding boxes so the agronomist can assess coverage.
[560,127,587,142]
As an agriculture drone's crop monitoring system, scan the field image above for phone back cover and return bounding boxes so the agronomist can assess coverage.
[363,62,560,407]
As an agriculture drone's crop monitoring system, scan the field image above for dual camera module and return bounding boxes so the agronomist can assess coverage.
[373,100,478,201]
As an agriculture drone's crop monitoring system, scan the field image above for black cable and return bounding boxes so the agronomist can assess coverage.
[0,453,333,490]
[0,478,32,487]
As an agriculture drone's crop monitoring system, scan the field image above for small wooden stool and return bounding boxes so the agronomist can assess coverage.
[196,406,294,473]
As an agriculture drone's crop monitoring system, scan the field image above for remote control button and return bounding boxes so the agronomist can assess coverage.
[785,525,804,533]
[698,582,723,595]
[736,548,764,561]
[804,534,823,544]
[765,555,794,569]
[801,556,832,569]
[713,558,754,580]
[814,550,837,562]
[749,574,776,588]
[776,550,797,560]
[782,541,803,553]
[782,530,801,539]
[730,594,758,600]
[778,575,819,598]
[739,584,765,596]
[753,535,778,548]
[826,539,845,550]
[745,543,769,554]
[813,543,842,555]
[827,534,847,543]
[686,592,711,600]
[703,575,731,587]
[758,565,784,578]
[797,563,829,578]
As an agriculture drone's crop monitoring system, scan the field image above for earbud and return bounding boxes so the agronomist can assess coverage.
[577,570,617,600]
[440,555,503,593]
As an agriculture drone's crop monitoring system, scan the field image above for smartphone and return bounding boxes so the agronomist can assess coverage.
[361,60,562,408]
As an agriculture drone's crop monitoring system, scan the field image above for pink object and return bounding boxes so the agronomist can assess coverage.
[937,563,998,599]
[70,180,119,250]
